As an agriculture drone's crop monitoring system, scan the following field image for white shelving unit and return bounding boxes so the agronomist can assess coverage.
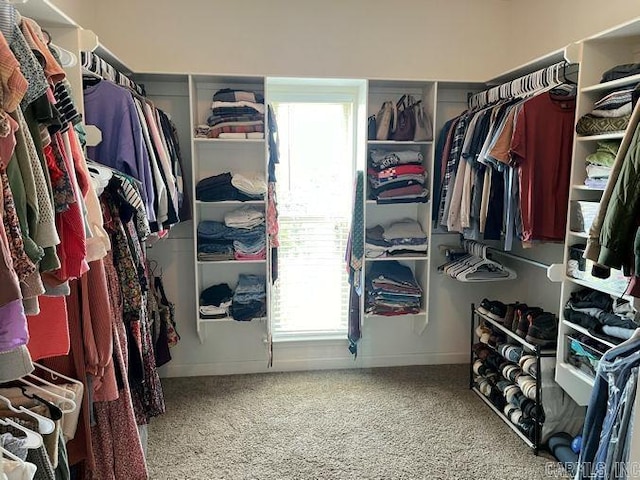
[188,74,269,343]
[364,80,436,332]
[556,21,640,406]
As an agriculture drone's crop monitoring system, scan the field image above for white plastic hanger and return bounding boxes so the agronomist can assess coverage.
[0,445,23,464]
[33,362,83,390]
[0,418,42,449]
[451,241,517,282]
[0,395,55,435]
[25,373,76,401]
[15,378,77,414]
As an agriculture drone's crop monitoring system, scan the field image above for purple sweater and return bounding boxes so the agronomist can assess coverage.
[84,81,156,222]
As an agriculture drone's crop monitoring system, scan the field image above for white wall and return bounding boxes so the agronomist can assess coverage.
[507,0,640,69]
[49,0,95,28]
[87,0,512,82]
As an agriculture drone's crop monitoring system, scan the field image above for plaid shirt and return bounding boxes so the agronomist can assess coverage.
[437,113,469,225]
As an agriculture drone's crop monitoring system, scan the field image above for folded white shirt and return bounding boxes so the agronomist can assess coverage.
[383,219,427,241]
[232,172,267,196]
[225,207,265,229]
[211,100,265,115]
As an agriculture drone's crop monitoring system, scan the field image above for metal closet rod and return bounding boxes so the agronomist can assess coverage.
[486,248,551,269]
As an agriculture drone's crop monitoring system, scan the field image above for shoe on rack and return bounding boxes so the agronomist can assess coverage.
[519,355,537,377]
[517,375,537,401]
[478,299,507,323]
[508,390,527,408]
[499,344,524,363]
[525,312,558,348]
[473,342,491,361]
[516,307,543,338]
[504,303,518,330]
[511,303,528,333]
[518,418,536,439]
[476,323,492,344]
[502,363,523,383]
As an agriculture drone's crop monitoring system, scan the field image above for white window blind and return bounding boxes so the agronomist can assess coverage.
[271,101,355,339]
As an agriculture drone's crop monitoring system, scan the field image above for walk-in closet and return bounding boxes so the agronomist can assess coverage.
[1,1,640,479]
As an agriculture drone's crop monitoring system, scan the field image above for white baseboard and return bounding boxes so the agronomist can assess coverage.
[159,352,469,378]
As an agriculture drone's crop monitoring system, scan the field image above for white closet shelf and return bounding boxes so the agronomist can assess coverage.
[572,185,605,192]
[561,319,618,349]
[199,316,266,323]
[568,230,589,239]
[364,310,426,319]
[565,276,632,301]
[195,200,265,206]
[367,140,433,146]
[365,255,428,262]
[197,260,267,265]
[365,199,431,205]
[558,361,596,388]
[193,138,265,144]
[576,132,625,142]
[581,73,640,93]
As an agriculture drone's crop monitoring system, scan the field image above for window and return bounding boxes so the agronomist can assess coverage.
[268,79,366,340]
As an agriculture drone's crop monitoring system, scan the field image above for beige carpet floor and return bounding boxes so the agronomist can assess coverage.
[148,365,559,480]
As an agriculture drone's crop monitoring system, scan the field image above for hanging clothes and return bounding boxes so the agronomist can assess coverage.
[436,85,576,249]
[0,6,179,479]
[346,171,364,356]
[576,331,640,480]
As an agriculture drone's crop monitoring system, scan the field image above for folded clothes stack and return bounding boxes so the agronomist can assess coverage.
[564,288,639,343]
[199,283,233,319]
[368,149,428,203]
[365,261,422,316]
[570,201,600,233]
[576,86,635,136]
[196,171,266,202]
[194,88,265,139]
[365,220,428,258]
[198,214,266,261]
[224,207,266,260]
[230,274,267,321]
[584,140,620,189]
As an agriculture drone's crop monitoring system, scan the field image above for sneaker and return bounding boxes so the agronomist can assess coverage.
[478,299,507,323]
[500,344,523,363]
[525,312,558,347]
[473,342,491,361]
[517,375,537,400]
[516,307,543,338]
[502,364,523,383]
[504,404,523,424]
[476,323,492,344]
[518,418,536,439]
[519,355,537,377]
[508,390,527,408]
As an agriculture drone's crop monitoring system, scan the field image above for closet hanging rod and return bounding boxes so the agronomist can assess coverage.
[468,61,579,109]
[80,51,145,97]
[486,248,563,282]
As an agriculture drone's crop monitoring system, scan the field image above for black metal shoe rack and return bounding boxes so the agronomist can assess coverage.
[469,303,556,455]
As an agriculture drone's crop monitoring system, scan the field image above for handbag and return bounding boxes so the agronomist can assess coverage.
[367,115,377,140]
[412,98,433,141]
[375,101,396,140]
[390,95,416,141]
